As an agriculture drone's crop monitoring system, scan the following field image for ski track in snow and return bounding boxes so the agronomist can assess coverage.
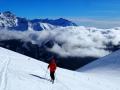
[0,47,120,90]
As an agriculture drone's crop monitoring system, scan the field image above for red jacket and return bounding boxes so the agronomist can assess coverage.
[48,59,57,72]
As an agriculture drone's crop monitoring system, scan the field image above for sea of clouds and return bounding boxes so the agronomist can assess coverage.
[0,26,120,57]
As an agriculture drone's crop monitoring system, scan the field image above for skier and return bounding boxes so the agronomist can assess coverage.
[48,57,57,84]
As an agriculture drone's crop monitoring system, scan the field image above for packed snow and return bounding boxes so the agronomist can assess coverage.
[0,47,120,90]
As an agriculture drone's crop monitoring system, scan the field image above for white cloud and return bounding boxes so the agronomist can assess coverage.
[0,26,120,58]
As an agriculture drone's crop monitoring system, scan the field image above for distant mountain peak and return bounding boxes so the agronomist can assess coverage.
[2,11,16,19]
[0,11,77,31]
[3,11,13,15]
[31,18,77,27]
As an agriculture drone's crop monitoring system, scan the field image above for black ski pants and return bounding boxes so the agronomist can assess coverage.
[50,71,55,81]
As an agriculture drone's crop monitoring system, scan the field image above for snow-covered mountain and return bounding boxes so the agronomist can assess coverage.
[0,11,77,31]
[0,47,120,90]
[77,48,120,75]
[30,18,77,27]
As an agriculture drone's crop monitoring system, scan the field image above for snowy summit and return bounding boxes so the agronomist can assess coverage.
[0,11,77,31]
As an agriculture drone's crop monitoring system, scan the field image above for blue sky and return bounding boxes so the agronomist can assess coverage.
[1,0,120,28]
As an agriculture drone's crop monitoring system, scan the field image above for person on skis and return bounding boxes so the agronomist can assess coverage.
[48,56,57,83]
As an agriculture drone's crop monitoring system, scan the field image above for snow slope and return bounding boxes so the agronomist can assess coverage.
[78,49,120,75]
[77,49,120,90]
[0,47,120,90]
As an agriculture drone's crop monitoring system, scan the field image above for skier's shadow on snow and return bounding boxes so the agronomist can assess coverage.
[30,74,51,82]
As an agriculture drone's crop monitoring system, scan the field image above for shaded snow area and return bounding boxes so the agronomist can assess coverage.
[0,47,120,90]
[78,49,120,74]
